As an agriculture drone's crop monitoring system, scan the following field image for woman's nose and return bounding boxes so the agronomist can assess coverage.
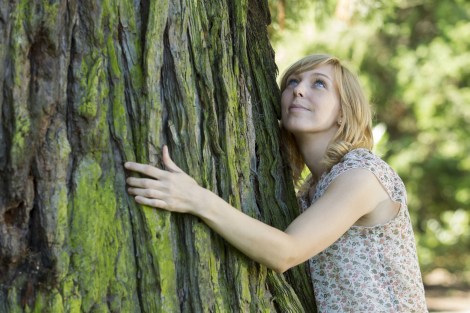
[294,85,304,97]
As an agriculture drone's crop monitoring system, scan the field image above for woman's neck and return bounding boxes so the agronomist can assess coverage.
[295,130,337,179]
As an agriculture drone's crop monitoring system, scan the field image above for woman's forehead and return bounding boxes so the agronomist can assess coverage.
[290,64,337,84]
[295,64,334,75]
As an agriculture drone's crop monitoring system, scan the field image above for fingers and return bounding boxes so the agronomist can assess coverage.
[128,186,169,209]
[163,145,183,173]
[127,187,164,199]
[124,162,166,179]
[126,177,163,190]
[125,145,189,212]
[134,196,168,209]
[124,146,182,176]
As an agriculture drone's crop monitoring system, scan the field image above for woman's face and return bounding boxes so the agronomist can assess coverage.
[281,64,341,138]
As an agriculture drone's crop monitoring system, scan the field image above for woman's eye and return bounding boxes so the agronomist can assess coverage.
[287,78,298,87]
[313,79,326,89]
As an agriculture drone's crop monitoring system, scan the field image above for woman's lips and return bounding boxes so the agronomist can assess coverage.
[289,103,310,111]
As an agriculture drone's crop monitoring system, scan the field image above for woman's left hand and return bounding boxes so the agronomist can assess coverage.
[125,145,202,213]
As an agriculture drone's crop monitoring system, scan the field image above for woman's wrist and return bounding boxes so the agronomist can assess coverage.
[190,187,220,221]
[186,185,210,215]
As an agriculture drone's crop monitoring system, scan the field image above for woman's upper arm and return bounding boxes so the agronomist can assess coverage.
[284,168,387,266]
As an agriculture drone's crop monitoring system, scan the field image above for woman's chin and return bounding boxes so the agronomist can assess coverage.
[281,119,311,133]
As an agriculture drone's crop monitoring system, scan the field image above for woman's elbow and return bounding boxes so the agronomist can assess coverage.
[273,264,290,274]
[271,255,297,274]
[270,240,307,273]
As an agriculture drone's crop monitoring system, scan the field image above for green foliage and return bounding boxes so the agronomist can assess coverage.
[270,0,470,277]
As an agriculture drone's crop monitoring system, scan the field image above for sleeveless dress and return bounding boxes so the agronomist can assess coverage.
[299,148,428,312]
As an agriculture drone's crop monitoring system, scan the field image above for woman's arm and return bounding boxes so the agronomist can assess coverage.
[125,146,388,273]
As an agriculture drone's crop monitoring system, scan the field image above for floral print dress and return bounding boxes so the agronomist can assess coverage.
[299,149,428,312]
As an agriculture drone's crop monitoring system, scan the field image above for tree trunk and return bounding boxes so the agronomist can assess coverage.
[0,0,316,312]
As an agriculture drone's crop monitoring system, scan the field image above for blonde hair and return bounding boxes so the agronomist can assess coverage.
[279,54,373,186]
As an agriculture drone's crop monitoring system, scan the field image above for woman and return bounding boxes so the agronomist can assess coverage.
[125,54,428,312]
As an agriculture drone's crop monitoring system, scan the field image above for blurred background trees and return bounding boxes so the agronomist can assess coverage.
[268,0,470,279]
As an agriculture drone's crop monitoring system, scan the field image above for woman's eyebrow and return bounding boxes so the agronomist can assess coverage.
[311,72,333,82]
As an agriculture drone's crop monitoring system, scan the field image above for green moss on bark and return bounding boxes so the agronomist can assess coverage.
[70,157,118,311]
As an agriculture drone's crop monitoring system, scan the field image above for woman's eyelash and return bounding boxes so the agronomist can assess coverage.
[286,77,326,88]
[287,78,298,85]
[313,79,326,88]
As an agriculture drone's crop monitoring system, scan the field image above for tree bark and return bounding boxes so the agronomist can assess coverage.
[0,0,316,312]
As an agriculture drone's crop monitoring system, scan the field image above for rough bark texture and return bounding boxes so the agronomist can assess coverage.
[0,0,316,312]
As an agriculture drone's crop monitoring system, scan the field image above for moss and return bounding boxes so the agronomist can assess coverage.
[138,0,169,161]
[106,35,135,160]
[41,2,60,40]
[61,276,82,313]
[10,0,29,83]
[143,0,169,80]
[8,0,32,168]
[193,221,251,312]
[69,156,119,311]
[118,0,137,34]
[78,58,102,120]
[108,194,139,313]
[236,261,252,312]
[93,92,110,154]
[10,113,31,164]
[101,0,117,27]
[48,291,64,313]
[140,209,178,312]
[111,88,132,157]
[31,292,46,313]
[29,289,64,313]
[192,223,218,311]
[55,249,70,283]
[64,152,141,312]
[6,288,22,313]
[252,266,272,311]
[76,53,111,157]
[35,124,71,284]
[54,183,69,246]
[107,36,121,79]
